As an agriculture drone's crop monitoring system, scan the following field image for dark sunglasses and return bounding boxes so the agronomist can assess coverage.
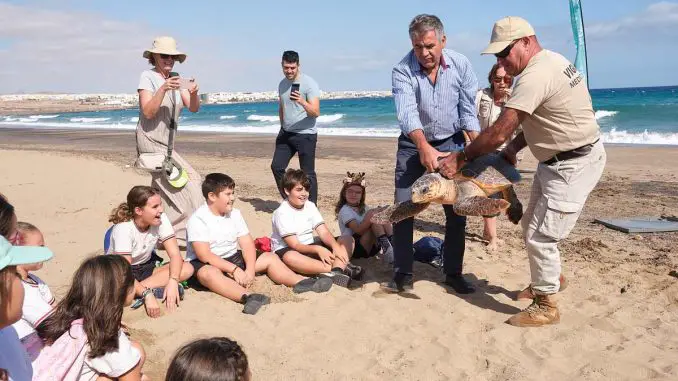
[159,54,176,60]
[495,41,518,59]
[492,76,513,84]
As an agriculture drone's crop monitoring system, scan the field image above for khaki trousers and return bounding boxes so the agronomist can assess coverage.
[522,140,606,294]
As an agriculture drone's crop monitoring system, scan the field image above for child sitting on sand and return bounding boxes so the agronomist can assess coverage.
[165,337,251,381]
[271,169,361,288]
[0,195,54,380]
[12,222,56,361]
[34,255,147,380]
[186,173,332,315]
[108,186,194,318]
[335,172,394,263]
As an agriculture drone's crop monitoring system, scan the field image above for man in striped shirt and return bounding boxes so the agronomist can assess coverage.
[383,14,480,294]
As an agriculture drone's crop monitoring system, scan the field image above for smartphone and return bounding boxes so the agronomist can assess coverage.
[178,78,194,90]
[290,83,300,100]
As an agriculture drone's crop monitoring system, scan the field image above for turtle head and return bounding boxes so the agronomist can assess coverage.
[411,173,448,203]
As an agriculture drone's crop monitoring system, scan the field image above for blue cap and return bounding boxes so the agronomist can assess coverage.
[0,235,54,271]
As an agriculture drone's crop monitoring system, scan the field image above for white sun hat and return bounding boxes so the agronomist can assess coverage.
[143,36,187,63]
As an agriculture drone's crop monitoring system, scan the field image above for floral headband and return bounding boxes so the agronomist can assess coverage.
[343,172,366,187]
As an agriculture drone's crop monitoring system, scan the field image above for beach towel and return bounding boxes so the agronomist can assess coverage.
[33,319,88,381]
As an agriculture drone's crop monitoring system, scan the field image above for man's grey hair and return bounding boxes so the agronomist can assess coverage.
[409,14,445,41]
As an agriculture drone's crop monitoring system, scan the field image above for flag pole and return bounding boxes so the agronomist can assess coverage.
[579,1,590,89]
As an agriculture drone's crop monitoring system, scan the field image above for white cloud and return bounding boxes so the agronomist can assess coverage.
[587,1,678,39]
[0,2,156,92]
[0,2,676,93]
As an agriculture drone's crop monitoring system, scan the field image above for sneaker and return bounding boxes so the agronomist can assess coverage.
[130,298,144,310]
[293,277,333,294]
[444,274,476,294]
[242,293,270,315]
[344,263,364,280]
[320,271,351,288]
[507,294,560,327]
[380,273,413,293]
[152,283,185,301]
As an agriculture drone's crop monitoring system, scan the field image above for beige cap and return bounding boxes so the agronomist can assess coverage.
[481,16,535,55]
[143,36,187,63]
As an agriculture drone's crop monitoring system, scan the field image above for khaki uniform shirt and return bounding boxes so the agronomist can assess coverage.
[505,50,599,162]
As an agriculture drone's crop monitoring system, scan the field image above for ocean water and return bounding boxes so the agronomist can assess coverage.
[2,86,677,145]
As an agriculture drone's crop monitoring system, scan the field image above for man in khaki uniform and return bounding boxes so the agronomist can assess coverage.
[439,16,606,327]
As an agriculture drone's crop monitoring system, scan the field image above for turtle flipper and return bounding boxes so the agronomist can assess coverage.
[502,186,523,224]
[371,201,431,224]
[453,196,510,216]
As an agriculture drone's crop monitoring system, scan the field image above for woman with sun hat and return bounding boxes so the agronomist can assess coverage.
[135,36,203,245]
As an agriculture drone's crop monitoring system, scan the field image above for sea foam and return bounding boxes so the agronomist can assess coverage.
[247,115,278,122]
[595,110,618,120]
[601,128,678,145]
[70,117,111,123]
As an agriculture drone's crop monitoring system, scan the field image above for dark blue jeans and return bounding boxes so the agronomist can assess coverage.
[393,132,467,277]
[270,129,318,204]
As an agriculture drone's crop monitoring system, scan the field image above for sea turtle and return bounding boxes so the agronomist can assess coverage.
[371,153,523,224]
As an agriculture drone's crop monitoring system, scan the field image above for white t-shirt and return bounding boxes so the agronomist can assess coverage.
[138,69,183,104]
[271,200,324,252]
[13,274,55,340]
[337,204,369,237]
[0,326,32,381]
[106,214,175,265]
[186,204,249,262]
[79,330,141,381]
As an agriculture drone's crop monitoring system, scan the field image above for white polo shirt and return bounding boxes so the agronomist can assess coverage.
[186,204,249,262]
[271,200,324,252]
[106,214,175,265]
[13,274,55,340]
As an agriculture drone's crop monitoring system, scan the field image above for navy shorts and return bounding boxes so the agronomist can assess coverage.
[131,252,164,281]
[275,242,329,259]
[190,250,246,276]
[351,233,380,258]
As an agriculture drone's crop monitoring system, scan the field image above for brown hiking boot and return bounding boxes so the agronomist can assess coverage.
[507,294,560,327]
[515,274,568,301]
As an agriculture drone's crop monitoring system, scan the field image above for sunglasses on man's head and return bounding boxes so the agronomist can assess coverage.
[159,54,176,60]
[495,41,517,59]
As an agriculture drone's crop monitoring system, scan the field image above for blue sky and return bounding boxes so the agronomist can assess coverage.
[0,0,676,93]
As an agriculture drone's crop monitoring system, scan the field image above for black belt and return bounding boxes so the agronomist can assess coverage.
[543,139,599,165]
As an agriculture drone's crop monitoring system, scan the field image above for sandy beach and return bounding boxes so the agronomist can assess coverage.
[1,127,677,380]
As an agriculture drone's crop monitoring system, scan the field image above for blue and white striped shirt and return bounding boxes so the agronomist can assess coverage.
[392,49,480,141]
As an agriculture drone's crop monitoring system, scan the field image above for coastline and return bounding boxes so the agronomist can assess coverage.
[0,91,392,116]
